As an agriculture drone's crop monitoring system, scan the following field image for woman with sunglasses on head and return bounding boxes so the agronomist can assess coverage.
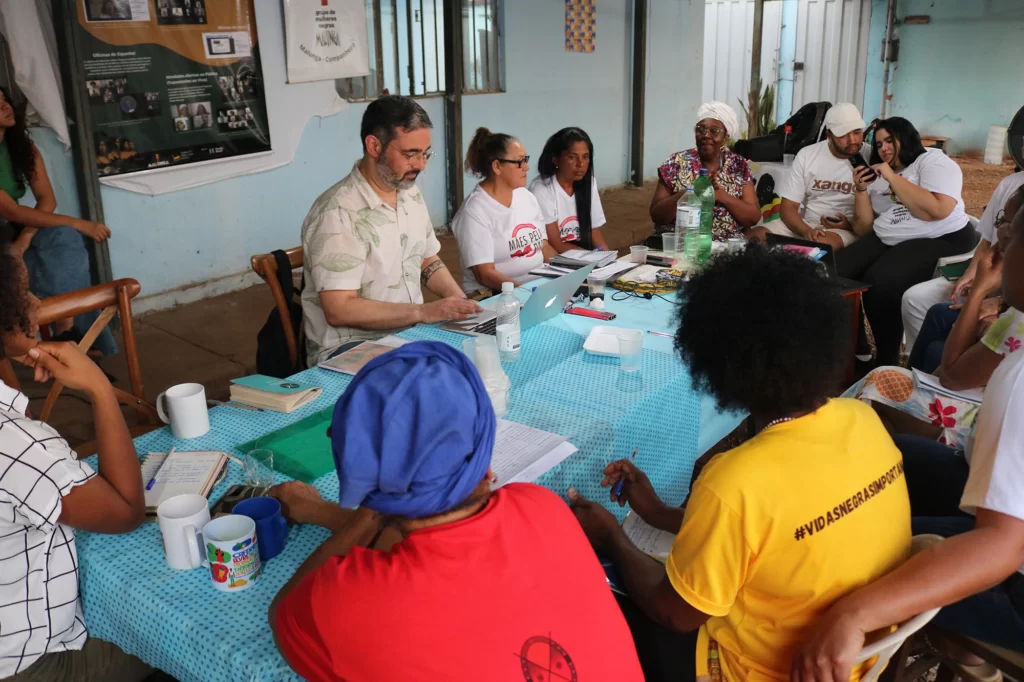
[529,127,608,253]
[649,102,763,242]
[452,128,554,295]
[840,117,977,366]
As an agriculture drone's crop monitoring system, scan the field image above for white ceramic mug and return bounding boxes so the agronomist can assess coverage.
[156,383,210,439]
[201,514,261,592]
[157,493,210,570]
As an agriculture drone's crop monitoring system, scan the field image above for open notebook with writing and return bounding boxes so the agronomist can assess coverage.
[141,451,228,513]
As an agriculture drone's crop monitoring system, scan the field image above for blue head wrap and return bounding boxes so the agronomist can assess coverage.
[332,340,496,518]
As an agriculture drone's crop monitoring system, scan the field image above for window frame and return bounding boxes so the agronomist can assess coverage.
[336,0,504,103]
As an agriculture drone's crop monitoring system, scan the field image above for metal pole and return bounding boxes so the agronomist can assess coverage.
[879,0,897,119]
[443,0,464,218]
[748,0,765,137]
[53,0,112,285]
[629,0,647,187]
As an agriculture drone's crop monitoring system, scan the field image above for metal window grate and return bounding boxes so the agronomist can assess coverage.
[462,0,501,94]
[337,0,502,101]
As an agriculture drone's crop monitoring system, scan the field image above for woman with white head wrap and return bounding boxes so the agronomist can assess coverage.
[649,101,764,242]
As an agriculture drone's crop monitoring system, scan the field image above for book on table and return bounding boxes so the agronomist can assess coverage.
[317,335,410,376]
[141,450,228,513]
[228,375,322,413]
[550,249,618,270]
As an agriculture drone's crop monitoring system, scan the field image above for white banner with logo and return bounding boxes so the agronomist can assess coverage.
[283,0,370,84]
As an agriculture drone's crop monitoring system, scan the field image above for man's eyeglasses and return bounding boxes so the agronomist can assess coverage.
[995,209,1010,227]
[694,125,725,138]
[498,156,530,168]
[387,143,434,162]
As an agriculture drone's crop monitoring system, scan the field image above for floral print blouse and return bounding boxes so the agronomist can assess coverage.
[656,148,754,240]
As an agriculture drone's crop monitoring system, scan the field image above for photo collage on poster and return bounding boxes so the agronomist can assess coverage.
[78,0,270,177]
[156,0,207,25]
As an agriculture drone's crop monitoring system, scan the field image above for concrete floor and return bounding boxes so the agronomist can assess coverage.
[32,181,658,444]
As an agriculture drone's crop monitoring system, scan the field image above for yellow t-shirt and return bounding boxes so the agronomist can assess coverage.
[666,399,911,682]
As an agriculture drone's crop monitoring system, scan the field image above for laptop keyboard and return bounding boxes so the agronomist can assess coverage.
[473,318,497,336]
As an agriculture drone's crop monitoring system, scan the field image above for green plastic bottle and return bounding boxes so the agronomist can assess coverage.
[693,169,715,264]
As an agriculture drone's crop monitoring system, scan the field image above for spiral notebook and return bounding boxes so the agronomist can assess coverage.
[141,450,228,512]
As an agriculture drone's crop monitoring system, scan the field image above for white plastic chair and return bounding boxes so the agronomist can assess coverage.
[933,215,982,276]
[853,534,945,682]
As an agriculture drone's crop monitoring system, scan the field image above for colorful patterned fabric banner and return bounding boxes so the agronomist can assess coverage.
[565,0,596,53]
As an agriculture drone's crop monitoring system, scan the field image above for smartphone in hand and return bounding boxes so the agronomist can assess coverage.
[849,154,878,182]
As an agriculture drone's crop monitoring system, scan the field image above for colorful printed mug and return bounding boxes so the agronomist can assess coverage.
[201,514,261,592]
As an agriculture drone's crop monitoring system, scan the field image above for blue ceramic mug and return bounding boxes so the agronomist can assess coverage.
[234,497,288,562]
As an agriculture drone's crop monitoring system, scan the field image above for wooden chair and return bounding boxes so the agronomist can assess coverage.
[250,246,304,372]
[1,278,160,455]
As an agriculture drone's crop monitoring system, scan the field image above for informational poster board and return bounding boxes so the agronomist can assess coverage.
[283,0,370,84]
[74,0,271,177]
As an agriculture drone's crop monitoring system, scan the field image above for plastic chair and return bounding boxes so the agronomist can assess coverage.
[854,534,945,682]
[933,215,982,276]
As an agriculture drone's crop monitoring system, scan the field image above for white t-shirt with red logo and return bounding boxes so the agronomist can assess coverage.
[527,175,607,245]
[453,184,547,294]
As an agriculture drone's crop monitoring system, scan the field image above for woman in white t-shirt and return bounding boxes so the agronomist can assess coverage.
[452,128,554,295]
[793,204,1024,676]
[838,117,978,365]
[527,127,608,253]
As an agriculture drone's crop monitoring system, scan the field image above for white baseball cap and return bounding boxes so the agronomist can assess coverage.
[824,103,866,138]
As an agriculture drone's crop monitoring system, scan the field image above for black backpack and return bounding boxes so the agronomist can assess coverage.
[733,101,833,162]
[256,250,305,378]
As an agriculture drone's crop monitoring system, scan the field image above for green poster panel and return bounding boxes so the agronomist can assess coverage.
[75,0,272,177]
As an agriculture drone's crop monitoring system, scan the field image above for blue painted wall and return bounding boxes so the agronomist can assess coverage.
[863,0,1024,154]
[641,0,706,179]
[35,0,704,299]
[461,0,633,190]
[23,129,81,220]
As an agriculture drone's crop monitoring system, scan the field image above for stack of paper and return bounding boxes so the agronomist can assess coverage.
[531,260,637,281]
[490,419,578,487]
[551,249,618,269]
[912,369,984,404]
[622,511,676,562]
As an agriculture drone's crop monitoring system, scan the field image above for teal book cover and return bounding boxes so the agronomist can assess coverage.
[231,375,317,395]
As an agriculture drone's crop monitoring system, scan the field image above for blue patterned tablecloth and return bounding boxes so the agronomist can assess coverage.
[77,291,744,682]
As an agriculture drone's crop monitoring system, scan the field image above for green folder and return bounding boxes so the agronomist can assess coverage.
[236,408,335,483]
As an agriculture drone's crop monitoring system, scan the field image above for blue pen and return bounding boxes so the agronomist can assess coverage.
[145,447,177,491]
[612,447,639,500]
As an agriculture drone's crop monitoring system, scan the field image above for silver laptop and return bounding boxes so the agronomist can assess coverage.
[441,263,597,336]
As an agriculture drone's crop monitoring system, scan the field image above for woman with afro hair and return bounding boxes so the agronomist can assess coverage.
[567,244,911,682]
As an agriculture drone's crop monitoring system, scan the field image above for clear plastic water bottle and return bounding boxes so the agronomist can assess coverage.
[693,169,715,264]
[677,188,701,265]
[496,282,521,362]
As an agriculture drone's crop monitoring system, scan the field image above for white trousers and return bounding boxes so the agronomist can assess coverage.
[901,277,955,352]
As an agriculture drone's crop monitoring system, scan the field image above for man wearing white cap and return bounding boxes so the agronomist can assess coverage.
[775,102,872,251]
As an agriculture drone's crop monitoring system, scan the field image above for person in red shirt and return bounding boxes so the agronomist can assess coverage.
[268,341,642,682]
